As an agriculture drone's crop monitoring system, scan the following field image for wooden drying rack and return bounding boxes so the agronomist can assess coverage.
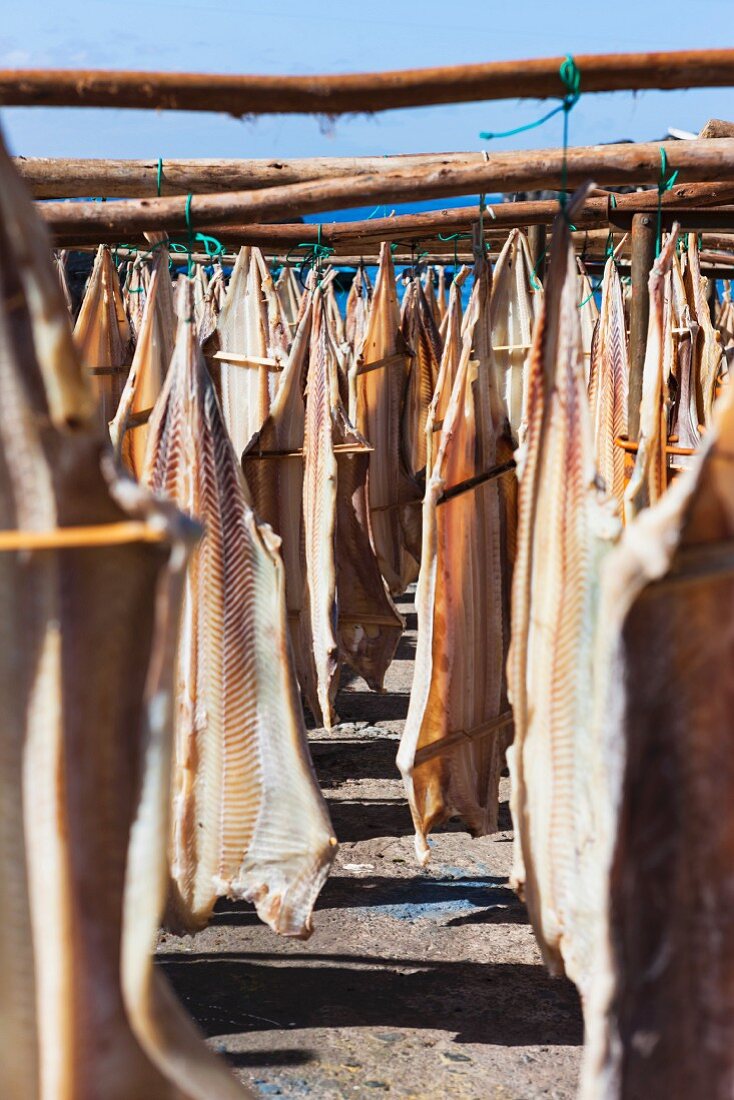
[6,52,734,448]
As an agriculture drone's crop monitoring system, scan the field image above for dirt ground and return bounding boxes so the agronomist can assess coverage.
[157,587,583,1099]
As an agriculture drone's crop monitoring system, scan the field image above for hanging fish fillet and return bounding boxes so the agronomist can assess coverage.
[214,246,285,457]
[491,229,540,435]
[398,258,516,864]
[436,266,447,326]
[355,243,422,595]
[507,186,621,994]
[578,259,600,385]
[0,130,251,1100]
[144,279,336,935]
[667,251,701,459]
[426,269,468,473]
[685,232,726,427]
[345,265,373,422]
[716,279,734,359]
[401,277,442,478]
[243,294,320,719]
[74,244,132,429]
[624,231,679,522]
[275,263,303,335]
[580,356,734,1100]
[125,259,149,344]
[53,248,74,317]
[422,267,441,328]
[587,256,629,507]
[111,252,175,480]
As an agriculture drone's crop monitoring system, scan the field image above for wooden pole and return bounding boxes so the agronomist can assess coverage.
[4,51,734,114]
[527,222,547,283]
[18,153,734,203]
[36,141,734,236]
[628,213,657,441]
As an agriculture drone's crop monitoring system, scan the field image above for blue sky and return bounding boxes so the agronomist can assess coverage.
[2,0,734,164]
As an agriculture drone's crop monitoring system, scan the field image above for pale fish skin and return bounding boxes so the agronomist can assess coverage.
[0,129,252,1100]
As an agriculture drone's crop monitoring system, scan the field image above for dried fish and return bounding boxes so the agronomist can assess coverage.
[507,186,621,993]
[581,353,734,1100]
[275,263,303,334]
[53,248,74,317]
[74,244,132,428]
[667,251,700,459]
[355,244,422,595]
[578,259,600,384]
[214,246,285,457]
[426,268,468,473]
[685,232,725,426]
[144,279,336,935]
[401,276,442,478]
[111,251,175,479]
[491,228,539,435]
[398,257,516,864]
[0,131,250,1100]
[587,256,629,507]
[624,231,679,522]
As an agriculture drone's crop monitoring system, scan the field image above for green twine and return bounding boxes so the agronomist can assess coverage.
[156,157,163,197]
[479,56,580,218]
[438,230,472,270]
[655,147,679,257]
[184,194,195,275]
[479,56,580,142]
[578,278,601,309]
[285,224,335,283]
[529,249,545,291]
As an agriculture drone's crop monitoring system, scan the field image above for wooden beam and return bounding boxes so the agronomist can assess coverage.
[36,141,734,236]
[4,51,734,114]
[19,153,734,203]
[16,153,494,198]
[628,213,657,441]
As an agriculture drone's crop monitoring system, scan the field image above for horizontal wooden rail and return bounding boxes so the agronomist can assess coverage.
[37,141,734,236]
[4,51,734,114]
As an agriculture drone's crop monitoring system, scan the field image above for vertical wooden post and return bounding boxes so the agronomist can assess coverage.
[527,222,547,284]
[628,212,656,441]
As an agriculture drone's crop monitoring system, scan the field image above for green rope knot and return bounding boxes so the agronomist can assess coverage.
[656,147,679,257]
[479,54,580,142]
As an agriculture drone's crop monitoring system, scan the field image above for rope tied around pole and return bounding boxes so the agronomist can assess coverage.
[156,157,163,196]
[656,146,679,257]
[286,224,335,287]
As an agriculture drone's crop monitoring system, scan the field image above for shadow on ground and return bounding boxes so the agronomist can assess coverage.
[160,950,582,1048]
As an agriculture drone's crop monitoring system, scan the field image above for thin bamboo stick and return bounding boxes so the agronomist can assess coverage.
[4,51,734,114]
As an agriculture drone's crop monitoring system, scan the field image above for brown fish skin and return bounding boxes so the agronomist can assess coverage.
[426,270,467,474]
[147,280,336,935]
[401,277,442,479]
[356,244,422,595]
[491,228,540,436]
[398,258,516,863]
[111,252,175,480]
[624,230,679,522]
[667,252,701,460]
[0,133,251,1100]
[73,244,132,429]
[581,366,734,1100]
[507,184,620,993]
[685,232,725,427]
[243,294,320,718]
[588,257,629,508]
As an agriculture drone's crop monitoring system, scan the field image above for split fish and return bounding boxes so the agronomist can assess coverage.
[0,129,251,1100]
[213,246,286,458]
[491,228,540,436]
[684,232,725,427]
[587,256,629,508]
[624,231,679,522]
[355,243,422,595]
[144,278,336,936]
[667,251,700,460]
[401,276,442,478]
[74,244,132,429]
[111,250,175,480]
[53,248,74,317]
[580,340,734,1100]
[425,267,468,474]
[507,185,621,995]
[398,256,516,864]
[578,258,600,385]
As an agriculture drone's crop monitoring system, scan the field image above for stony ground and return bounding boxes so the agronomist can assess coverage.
[158,588,582,1099]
